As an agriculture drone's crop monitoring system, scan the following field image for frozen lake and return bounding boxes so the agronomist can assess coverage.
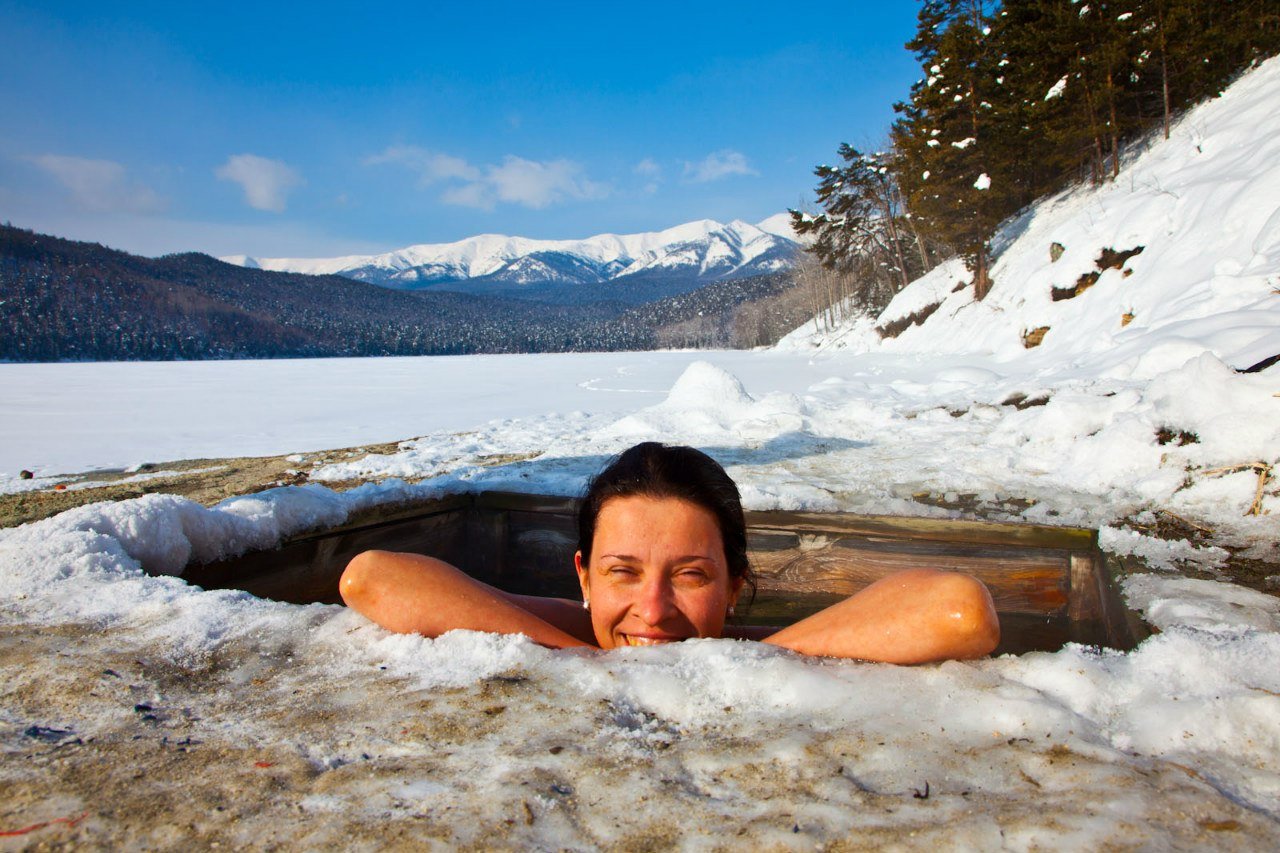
[0,350,844,475]
[1,347,1024,476]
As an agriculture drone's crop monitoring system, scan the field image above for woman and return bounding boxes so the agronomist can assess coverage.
[340,442,1000,664]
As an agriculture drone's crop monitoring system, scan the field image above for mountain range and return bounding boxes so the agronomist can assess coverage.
[223,214,800,305]
[0,223,807,362]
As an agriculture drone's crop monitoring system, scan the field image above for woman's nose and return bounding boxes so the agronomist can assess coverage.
[634,575,678,626]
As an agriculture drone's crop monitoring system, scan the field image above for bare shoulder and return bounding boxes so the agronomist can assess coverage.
[761,569,1000,664]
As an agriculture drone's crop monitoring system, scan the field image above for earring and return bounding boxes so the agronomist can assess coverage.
[727,605,735,616]
[583,599,590,611]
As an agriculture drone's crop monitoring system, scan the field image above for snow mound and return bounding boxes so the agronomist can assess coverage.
[663,360,754,409]
[600,361,806,445]
[1123,573,1280,633]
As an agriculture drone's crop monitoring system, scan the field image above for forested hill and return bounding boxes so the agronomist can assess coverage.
[0,225,803,361]
[794,0,1280,312]
[778,52,1280,375]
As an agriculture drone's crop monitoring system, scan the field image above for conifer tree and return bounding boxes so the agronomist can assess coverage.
[893,0,1006,299]
[800,0,1279,309]
[788,145,914,294]
[998,0,1140,186]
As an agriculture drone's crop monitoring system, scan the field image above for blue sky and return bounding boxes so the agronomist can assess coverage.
[0,1,922,257]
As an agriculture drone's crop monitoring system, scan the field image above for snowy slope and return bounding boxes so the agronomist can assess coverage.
[225,216,798,293]
[780,55,1280,376]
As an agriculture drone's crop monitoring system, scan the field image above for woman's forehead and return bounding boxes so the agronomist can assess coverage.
[593,495,723,549]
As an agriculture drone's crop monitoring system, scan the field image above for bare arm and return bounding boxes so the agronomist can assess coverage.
[339,550,595,648]
[762,569,1000,664]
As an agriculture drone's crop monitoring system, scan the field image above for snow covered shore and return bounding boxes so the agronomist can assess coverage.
[2,53,1279,850]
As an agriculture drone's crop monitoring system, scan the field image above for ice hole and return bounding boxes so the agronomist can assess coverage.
[179,491,1146,655]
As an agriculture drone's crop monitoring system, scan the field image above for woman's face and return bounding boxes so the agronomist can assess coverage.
[576,495,742,649]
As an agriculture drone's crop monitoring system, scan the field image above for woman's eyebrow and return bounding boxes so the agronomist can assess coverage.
[598,553,717,563]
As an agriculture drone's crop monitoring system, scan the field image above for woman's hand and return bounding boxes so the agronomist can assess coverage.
[761,569,1000,664]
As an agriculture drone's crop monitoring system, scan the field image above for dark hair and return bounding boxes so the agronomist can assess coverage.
[578,442,755,601]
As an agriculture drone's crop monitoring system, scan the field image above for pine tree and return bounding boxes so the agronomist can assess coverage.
[799,0,1279,308]
[998,0,1140,186]
[789,145,915,297]
[893,0,1007,299]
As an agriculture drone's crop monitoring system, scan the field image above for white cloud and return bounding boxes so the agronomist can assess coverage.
[483,156,608,209]
[634,157,662,177]
[367,145,608,210]
[28,154,164,214]
[215,154,302,213]
[682,149,757,183]
[363,145,480,185]
[439,181,492,210]
[634,158,662,195]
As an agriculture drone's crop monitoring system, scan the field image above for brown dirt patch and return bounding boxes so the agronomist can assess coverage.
[0,441,405,529]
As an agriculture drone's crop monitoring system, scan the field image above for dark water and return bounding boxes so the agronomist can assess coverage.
[744,590,1071,656]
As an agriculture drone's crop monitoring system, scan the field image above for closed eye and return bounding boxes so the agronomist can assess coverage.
[604,565,639,577]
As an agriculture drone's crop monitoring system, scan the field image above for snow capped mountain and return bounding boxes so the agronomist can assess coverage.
[223,216,799,303]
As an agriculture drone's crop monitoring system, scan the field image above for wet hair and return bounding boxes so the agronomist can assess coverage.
[577,442,755,601]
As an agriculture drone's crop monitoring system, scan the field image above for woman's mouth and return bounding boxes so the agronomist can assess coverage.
[619,633,682,646]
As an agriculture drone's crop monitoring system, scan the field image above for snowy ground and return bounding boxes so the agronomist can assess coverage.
[2,54,1279,851]
[2,348,1278,846]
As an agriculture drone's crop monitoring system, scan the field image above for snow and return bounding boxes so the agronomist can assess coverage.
[0,352,832,479]
[2,56,1280,848]
[974,172,992,190]
[222,215,798,287]
[753,211,800,242]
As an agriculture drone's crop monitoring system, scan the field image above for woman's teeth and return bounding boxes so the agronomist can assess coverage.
[622,635,674,646]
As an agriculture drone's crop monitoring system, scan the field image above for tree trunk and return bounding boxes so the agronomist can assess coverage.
[878,183,911,291]
[904,205,931,272]
[1108,74,1121,180]
[1158,3,1172,139]
[1077,49,1106,184]
[973,246,991,301]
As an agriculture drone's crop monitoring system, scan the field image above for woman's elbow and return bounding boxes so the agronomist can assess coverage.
[339,549,392,612]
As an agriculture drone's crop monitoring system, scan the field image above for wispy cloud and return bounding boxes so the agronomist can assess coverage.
[634,157,662,195]
[366,145,608,210]
[363,145,480,185]
[682,149,757,183]
[28,154,164,214]
[215,154,302,213]
[634,157,662,178]
[481,156,608,209]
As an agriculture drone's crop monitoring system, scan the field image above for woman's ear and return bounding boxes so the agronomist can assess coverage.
[574,551,589,601]
[728,575,745,608]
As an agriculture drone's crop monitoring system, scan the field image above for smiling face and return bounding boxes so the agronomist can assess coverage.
[575,494,743,649]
